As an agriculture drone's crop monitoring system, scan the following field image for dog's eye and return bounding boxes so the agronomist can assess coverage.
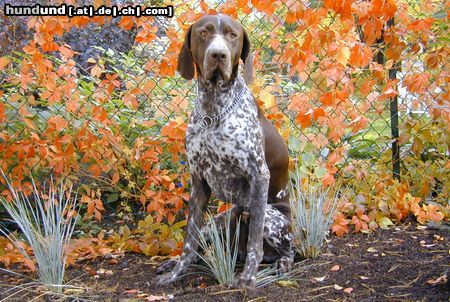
[200,30,208,37]
[229,32,237,38]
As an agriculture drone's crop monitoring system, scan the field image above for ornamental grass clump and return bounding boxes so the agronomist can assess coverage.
[0,174,78,294]
[289,169,342,258]
[192,211,241,285]
[192,210,291,287]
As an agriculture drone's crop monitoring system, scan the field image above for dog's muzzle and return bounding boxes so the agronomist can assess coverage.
[203,36,232,81]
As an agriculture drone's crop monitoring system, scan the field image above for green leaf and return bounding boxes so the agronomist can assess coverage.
[119,225,131,238]
[378,217,394,230]
[172,219,187,229]
[288,136,301,152]
[142,242,159,256]
[145,214,154,224]
[106,48,115,57]
[138,215,154,229]
[159,224,170,238]
[296,165,309,178]
[301,152,316,167]
[106,193,119,203]
[433,10,447,19]
[314,167,328,178]
[303,142,315,153]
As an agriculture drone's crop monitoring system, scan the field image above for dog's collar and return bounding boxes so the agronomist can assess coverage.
[193,82,245,129]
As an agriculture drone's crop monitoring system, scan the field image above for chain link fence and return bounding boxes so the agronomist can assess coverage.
[0,0,448,227]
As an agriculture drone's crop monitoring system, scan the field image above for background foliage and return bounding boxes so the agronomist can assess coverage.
[0,0,448,264]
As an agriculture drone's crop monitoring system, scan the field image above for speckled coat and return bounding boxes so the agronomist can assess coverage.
[155,14,293,288]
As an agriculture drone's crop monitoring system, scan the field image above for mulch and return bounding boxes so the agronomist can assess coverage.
[1,220,449,301]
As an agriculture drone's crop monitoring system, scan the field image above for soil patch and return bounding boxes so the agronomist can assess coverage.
[1,221,449,301]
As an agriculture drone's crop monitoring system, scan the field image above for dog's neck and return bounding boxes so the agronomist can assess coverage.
[196,75,246,117]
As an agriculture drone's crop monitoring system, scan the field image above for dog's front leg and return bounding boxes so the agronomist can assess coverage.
[237,168,270,288]
[155,176,211,284]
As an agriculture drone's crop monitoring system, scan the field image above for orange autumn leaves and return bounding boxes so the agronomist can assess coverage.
[331,185,445,237]
[0,0,447,246]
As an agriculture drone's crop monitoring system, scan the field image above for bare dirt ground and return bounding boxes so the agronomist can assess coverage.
[1,220,449,301]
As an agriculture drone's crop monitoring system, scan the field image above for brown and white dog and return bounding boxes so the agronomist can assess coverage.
[156,14,293,288]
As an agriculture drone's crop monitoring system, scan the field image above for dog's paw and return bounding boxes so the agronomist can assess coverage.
[155,259,178,275]
[154,272,177,285]
[276,255,293,273]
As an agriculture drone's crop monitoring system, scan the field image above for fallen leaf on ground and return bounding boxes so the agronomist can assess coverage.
[426,274,447,285]
[367,247,378,253]
[334,284,343,290]
[420,240,436,248]
[65,288,84,295]
[433,235,444,241]
[344,287,353,293]
[278,280,298,287]
[314,276,326,282]
[85,266,96,276]
[330,265,340,271]
[124,289,140,294]
[359,276,369,280]
[146,294,167,301]
[97,268,113,275]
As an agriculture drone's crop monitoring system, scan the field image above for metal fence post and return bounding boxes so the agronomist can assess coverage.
[377,19,401,181]
[387,19,401,181]
[389,73,401,181]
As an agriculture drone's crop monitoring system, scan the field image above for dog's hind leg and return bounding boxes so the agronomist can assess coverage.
[263,204,294,273]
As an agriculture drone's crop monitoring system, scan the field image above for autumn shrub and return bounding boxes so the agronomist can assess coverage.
[0,174,78,293]
[399,115,449,206]
[289,168,341,258]
[0,39,190,256]
[0,235,35,271]
[334,164,446,235]
[108,214,186,256]
[0,0,448,261]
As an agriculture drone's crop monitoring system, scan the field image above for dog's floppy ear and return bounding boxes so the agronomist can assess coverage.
[241,30,253,85]
[177,25,194,80]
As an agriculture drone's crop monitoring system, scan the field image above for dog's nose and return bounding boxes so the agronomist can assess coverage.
[209,49,228,61]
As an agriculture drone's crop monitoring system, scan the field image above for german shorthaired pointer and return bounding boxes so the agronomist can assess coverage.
[156,14,293,288]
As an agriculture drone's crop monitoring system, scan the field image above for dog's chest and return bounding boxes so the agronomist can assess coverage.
[186,99,263,202]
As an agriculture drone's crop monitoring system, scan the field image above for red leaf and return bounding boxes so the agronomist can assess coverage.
[344,287,354,294]
[0,57,11,70]
[313,108,326,120]
[319,92,334,106]
[296,110,312,129]
[111,173,120,185]
[426,274,447,285]
[332,212,350,237]
[407,18,435,32]
[330,264,340,271]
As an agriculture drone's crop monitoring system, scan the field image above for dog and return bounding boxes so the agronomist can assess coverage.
[155,14,293,288]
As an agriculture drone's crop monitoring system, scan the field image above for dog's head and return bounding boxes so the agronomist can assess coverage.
[177,14,252,84]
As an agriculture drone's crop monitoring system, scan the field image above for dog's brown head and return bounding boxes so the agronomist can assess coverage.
[177,14,252,84]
